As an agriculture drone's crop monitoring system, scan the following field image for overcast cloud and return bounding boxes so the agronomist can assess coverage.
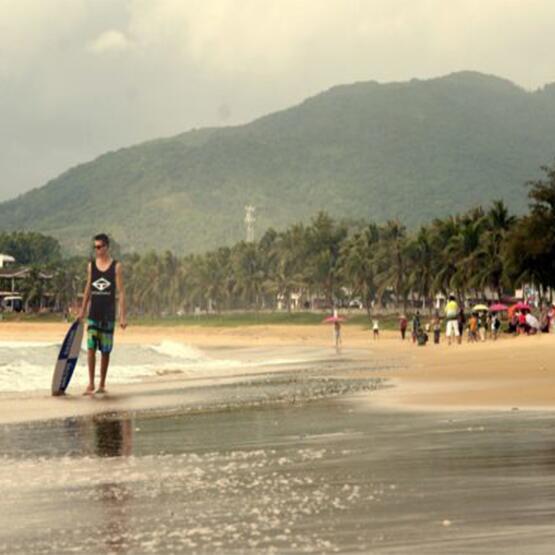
[1,0,555,201]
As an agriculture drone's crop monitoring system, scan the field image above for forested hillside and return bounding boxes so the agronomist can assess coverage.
[1,71,555,253]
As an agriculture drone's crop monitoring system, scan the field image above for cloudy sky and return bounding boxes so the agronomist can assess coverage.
[1,0,555,202]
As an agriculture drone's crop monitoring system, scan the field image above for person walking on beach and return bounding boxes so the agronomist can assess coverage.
[468,313,478,342]
[457,307,466,339]
[444,295,461,346]
[477,312,486,342]
[399,315,408,340]
[432,312,441,344]
[77,233,127,395]
[491,312,501,340]
[412,311,421,343]
[372,318,379,340]
[334,320,342,353]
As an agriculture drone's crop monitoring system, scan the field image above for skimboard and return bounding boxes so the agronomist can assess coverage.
[51,320,85,396]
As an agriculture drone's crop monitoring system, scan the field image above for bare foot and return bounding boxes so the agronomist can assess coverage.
[95,387,107,395]
[82,386,95,396]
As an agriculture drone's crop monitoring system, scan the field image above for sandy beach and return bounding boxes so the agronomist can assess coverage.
[2,321,555,417]
[3,321,555,553]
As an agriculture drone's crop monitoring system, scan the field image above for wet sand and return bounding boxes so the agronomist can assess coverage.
[0,344,390,425]
[2,398,555,553]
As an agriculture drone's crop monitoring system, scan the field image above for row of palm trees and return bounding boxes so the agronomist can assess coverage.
[14,162,555,316]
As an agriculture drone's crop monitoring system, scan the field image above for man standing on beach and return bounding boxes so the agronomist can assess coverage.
[77,233,127,395]
[444,294,461,345]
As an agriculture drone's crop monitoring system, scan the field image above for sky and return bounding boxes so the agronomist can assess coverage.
[1,0,555,202]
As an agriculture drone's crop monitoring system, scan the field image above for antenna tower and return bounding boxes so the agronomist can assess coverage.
[244,205,256,242]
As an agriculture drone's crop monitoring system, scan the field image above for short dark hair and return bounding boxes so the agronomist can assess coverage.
[93,233,110,247]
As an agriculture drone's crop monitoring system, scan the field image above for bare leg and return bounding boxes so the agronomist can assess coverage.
[84,349,96,395]
[97,353,110,392]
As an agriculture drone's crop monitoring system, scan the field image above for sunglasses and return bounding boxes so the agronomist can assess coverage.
[94,243,106,250]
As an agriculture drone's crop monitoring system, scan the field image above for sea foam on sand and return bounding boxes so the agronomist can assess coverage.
[0,339,255,393]
[0,337,317,394]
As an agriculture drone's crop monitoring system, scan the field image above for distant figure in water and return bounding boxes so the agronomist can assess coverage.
[372,318,379,340]
[334,320,342,353]
[399,314,408,340]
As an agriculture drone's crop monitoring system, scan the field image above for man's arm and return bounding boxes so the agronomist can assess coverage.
[77,262,92,320]
[116,262,127,329]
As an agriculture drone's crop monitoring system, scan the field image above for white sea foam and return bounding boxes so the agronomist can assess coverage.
[0,339,260,393]
[0,341,59,349]
[149,340,205,360]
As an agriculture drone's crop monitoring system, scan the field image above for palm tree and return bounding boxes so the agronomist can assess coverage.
[304,212,348,307]
[230,242,267,309]
[129,251,166,316]
[265,225,309,311]
[429,215,460,298]
[49,256,86,314]
[338,223,379,317]
[506,162,555,294]
[374,220,408,310]
[406,225,434,311]
[19,266,46,312]
[445,211,486,300]
[471,200,516,299]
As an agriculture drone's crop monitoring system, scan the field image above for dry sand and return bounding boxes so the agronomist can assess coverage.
[2,321,555,417]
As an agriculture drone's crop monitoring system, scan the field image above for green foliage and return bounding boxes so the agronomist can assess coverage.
[0,231,61,265]
[2,72,555,254]
[10,159,555,319]
[505,163,555,289]
[118,196,532,317]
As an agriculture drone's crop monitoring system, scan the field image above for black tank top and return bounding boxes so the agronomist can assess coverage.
[89,260,117,321]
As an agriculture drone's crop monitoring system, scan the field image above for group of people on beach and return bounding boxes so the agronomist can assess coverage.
[399,294,554,346]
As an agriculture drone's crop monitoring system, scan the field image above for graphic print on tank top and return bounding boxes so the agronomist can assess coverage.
[89,260,117,321]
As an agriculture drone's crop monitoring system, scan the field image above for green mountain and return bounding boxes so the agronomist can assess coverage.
[2,71,555,254]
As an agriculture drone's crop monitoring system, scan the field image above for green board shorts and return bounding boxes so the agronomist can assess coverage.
[87,319,115,354]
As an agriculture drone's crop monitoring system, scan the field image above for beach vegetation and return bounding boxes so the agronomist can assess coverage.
[4,161,555,320]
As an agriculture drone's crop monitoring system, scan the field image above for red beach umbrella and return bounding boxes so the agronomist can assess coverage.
[489,303,508,312]
[512,302,531,312]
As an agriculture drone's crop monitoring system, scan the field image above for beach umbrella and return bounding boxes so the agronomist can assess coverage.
[472,304,489,312]
[512,302,531,312]
[489,303,508,312]
[525,313,540,329]
[322,315,346,323]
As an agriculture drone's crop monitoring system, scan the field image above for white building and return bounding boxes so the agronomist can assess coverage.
[0,254,15,269]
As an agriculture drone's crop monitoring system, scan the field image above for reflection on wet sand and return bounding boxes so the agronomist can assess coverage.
[93,417,133,554]
[93,417,133,458]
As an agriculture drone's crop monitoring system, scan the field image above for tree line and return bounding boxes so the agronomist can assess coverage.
[5,161,555,316]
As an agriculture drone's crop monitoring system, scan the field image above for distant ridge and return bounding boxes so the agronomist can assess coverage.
[1,71,555,253]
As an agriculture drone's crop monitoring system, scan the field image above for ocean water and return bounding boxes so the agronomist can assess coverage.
[0,339,271,393]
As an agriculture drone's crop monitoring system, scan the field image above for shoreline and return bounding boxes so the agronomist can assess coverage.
[2,321,555,421]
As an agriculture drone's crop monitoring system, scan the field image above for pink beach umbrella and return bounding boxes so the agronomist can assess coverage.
[512,302,531,312]
[322,315,346,323]
[489,303,508,312]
